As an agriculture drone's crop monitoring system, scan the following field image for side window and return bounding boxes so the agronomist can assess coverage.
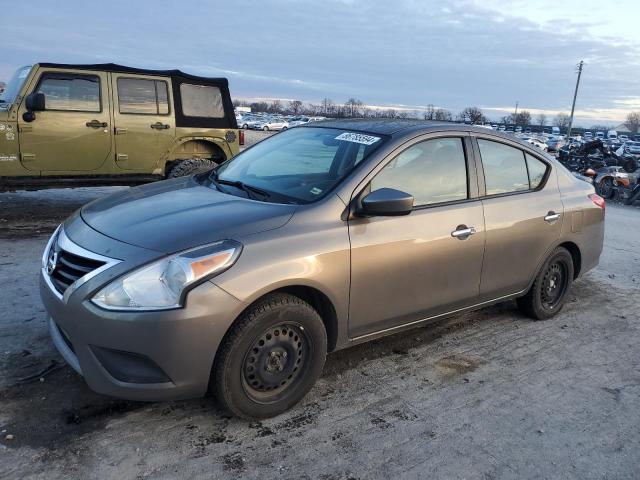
[36,73,100,112]
[117,78,169,115]
[371,137,468,207]
[526,153,548,189]
[477,139,529,195]
[180,84,224,118]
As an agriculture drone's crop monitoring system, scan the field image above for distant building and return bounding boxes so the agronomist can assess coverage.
[613,123,631,134]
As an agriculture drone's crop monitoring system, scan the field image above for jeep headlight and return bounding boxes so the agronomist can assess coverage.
[91,240,242,311]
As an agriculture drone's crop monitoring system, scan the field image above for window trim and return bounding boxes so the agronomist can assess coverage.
[116,76,171,116]
[471,135,551,200]
[34,72,102,113]
[366,135,473,211]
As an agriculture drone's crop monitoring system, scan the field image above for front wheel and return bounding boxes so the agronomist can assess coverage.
[212,293,327,419]
[517,247,574,320]
[282,126,288,130]
[263,126,269,131]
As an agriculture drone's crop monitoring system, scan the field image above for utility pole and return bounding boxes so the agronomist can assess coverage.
[514,101,519,123]
[567,60,584,139]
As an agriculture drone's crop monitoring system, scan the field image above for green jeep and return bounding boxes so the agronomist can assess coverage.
[0,63,241,191]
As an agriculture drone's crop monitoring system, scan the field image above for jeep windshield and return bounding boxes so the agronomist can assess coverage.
[0,65,32,106]
[210,127,386,204]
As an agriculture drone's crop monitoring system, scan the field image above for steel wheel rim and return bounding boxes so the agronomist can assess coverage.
[541,261,568,310]
[241,323,309,404]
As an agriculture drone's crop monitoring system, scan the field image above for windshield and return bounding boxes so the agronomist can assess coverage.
[214,127,386,204]
[0,66,32,105]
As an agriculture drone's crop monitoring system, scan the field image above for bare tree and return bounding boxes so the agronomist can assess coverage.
[321,98,334,116]
[345,98,363,117]
[537,113,547,131]
[434,108,452,121]
[269,99,282,114]
[624,112,640,135]
[458,106,487,124]
[423,104,436,120]
[288,100,303,115]
[554,113,570,129]
[514,110,531,126]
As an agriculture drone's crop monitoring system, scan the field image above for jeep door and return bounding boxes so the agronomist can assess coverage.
[472,136,564,300]
[17,69,112,172]
[111,74,175,173]
[348,134,485,338]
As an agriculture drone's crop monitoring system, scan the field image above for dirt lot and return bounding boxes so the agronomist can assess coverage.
[0,159,639,478]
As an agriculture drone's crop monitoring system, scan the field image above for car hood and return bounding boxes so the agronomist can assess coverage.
[80,177,297,253]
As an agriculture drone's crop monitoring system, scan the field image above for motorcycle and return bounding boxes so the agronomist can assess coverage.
[593,166,640,205]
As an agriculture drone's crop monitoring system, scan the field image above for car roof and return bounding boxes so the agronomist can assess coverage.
[303,118,520,141]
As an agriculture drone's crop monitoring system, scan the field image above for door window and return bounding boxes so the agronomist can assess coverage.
[525,153,548,188]
[477,139,530,195]
[117,78,169,115]
[36,73,100,112]
[370,137,468,206]
[180,84,224,118]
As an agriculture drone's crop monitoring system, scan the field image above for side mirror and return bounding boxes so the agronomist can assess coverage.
[25,92,46,112]
[358,188,414,217]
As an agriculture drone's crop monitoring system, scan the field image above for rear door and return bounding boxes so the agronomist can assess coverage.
[17,69,111,172]
[111,73,175,173]
[348,134,485,338]
[473,136,564,299]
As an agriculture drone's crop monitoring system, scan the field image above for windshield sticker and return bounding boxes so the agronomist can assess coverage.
[310,187,323,195]
[335,132,381,145]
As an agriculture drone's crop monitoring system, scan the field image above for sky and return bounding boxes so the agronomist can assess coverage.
[2,0,639,126]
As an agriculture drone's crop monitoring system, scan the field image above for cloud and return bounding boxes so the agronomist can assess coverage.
[1,0,639,125]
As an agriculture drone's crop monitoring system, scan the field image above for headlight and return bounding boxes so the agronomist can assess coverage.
[91,240,242,311]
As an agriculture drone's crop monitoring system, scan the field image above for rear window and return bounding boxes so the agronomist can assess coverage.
[180,84,224,118]
[478,139,529,195]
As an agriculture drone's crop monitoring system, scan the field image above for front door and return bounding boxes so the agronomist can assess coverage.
[111,73,175,173]
[18,69,112,172]
[348,136,486,338]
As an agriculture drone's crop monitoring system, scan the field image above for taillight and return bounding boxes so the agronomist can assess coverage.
[588,193,605,210]
[239,130,245,146]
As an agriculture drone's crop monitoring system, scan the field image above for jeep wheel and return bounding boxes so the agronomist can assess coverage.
[167,159,216,178]
[212,293,327,419]
[599,178,614,199]
[517,247,574,320]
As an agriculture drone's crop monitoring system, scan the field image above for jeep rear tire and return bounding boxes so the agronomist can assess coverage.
[212,293,327,419]
[167,159,216,178]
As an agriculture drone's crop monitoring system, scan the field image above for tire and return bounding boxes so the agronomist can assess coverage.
[167,158,216,178]
[263,126,269,131]
[212,293,327,419]
[282,126,288,130]
[242,124,248,129]
[517,247,574,320]
[599,178,614,199]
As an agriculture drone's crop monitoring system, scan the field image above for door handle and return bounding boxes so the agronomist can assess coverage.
[451,225,476,239]
[151,122,170,130]
[544,212,560,223]
[86,120,108,128]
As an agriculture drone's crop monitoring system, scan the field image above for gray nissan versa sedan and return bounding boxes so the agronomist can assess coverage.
[40,119,605,418]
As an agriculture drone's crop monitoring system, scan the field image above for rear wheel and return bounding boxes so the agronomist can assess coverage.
[167,158,216,178]
[263,126,269,131]
[517,247,574,320]
[212,293,327,419]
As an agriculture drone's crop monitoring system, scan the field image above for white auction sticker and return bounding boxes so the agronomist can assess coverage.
[334,132,381,145]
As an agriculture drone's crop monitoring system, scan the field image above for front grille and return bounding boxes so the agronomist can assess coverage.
[50,248,105,295]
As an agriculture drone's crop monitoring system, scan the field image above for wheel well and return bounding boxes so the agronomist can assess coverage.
[559,241,581,279]
[242,286,339,353]
[165,140,226,174]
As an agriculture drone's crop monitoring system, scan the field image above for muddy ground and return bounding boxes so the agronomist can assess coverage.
[0,150,638,478]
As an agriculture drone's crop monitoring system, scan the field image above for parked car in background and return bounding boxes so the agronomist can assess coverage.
[0,63,241,191]
[41,119,605,419]
[253,117,289,131]
[619,134,629,142]
[595,132,605,140]
[288,116,311,127]
[238,116,263,130]
[583,131,593,140]
[607,130,618,140]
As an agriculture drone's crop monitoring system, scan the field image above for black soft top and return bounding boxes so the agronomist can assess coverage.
[38,63,236,129]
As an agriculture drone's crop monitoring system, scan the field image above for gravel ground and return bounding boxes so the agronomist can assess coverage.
[0,170,638,479]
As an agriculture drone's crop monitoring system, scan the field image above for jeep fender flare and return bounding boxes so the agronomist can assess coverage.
[163,136,232,169]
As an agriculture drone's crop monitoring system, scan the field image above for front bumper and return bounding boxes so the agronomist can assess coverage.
[40,216,245,401]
